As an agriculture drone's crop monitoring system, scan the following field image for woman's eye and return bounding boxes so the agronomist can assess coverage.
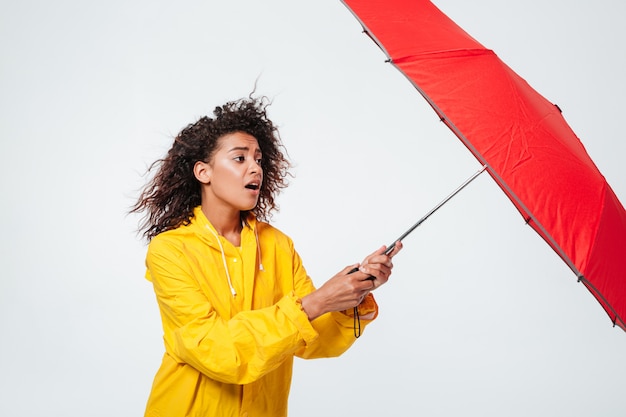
[234,156,245,162]
[256,158,262,165]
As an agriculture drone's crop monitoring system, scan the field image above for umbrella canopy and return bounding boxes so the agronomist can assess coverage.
[341,0,626,330]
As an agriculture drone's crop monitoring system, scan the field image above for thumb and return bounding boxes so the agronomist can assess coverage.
[344,263,361,275]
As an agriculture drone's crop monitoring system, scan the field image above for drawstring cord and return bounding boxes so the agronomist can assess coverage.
[205,221,264,297]
[254,226,264,272]
[205,225,237,297]
[354,306,362,338]
[351,264,376,338]
[349,265,366,338]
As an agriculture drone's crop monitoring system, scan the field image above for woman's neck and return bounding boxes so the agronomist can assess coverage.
[201,205,242,246]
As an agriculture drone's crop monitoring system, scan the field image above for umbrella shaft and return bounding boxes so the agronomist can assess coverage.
[384,164,487,255]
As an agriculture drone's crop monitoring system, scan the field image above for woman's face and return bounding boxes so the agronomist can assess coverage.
[201,131,264,213]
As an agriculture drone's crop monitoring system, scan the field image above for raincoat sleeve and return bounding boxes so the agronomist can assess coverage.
[289,243,379,360]
[146,236,320,386]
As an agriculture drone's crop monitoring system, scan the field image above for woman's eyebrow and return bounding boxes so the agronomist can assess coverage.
[228,146,250,152]
[228,146,262,155]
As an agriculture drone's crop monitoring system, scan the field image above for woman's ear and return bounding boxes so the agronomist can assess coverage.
[194,161,211,185]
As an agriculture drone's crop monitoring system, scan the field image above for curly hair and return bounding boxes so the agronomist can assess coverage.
[131,96,291,241]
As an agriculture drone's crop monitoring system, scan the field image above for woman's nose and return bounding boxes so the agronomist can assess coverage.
[249,160,261,173]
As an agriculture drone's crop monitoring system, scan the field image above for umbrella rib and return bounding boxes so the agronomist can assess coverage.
[339,2,393,62]
[578,276,626,330]
[392,49,493,64]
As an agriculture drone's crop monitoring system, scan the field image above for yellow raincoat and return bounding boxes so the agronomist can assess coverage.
[144,206,377,417]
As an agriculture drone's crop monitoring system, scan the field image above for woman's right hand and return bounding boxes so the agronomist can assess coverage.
[300,264,376,321]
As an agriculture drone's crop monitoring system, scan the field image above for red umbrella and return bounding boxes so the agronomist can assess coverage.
[341,0,626,330]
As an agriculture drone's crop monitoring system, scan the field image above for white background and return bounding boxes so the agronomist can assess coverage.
[1,1,625,416]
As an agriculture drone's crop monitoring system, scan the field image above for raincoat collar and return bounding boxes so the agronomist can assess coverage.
[191,206,258,247]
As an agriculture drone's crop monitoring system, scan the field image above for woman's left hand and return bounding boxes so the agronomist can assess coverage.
[358,241,403,291]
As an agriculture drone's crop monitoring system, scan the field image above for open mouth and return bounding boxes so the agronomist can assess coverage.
[245,183,260,190]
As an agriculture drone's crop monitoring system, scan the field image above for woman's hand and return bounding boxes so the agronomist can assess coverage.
[300,241,402,321]
[359,241,402,291]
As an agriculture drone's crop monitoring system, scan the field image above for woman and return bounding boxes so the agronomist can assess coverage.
[132,96,401,417]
